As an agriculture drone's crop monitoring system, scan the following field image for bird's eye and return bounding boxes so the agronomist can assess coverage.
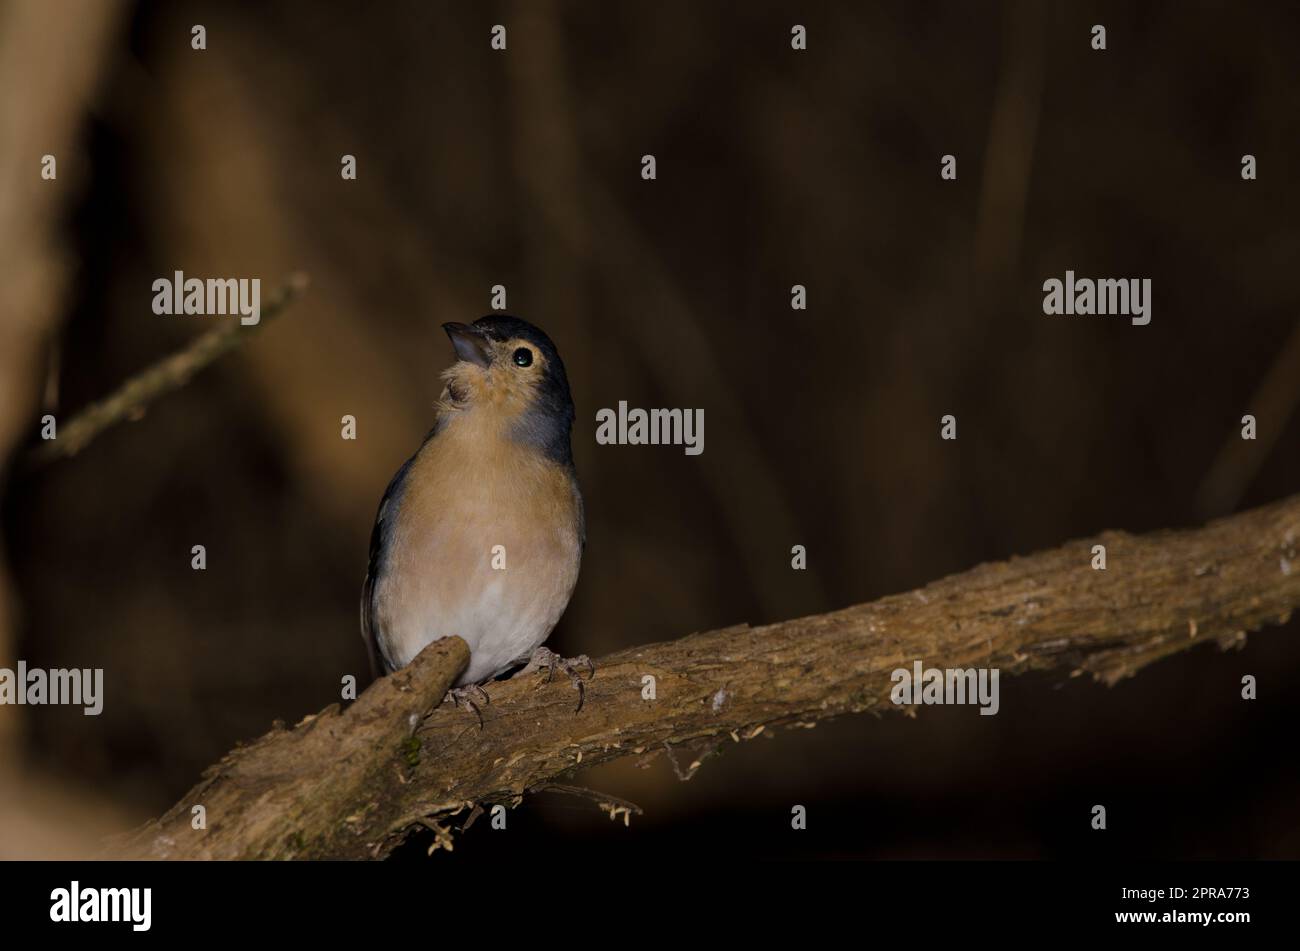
[512,347,533,367]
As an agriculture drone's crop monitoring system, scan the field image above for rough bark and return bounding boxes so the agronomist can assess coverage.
[117,635,470,860]
[116,492,1300,859]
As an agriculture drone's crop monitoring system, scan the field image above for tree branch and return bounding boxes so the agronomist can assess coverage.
[26,272,309,467]
[116,493,1300,859]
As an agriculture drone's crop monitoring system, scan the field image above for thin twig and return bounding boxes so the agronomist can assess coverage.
[26,272,309,468]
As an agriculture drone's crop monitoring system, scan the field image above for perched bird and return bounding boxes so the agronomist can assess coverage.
[361,315,591,715]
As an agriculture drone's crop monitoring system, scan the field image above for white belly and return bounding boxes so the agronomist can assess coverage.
[379,544,579,684]
[372,448,582,685]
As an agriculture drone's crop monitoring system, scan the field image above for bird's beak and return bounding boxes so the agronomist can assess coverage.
[442,322,491,368]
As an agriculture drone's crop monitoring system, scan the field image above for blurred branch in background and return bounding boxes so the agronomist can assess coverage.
[0,0,132,859]
[579,185,835,618]
[972,0,1048,302]
[0,0,126,771]
[117,491,1300,859]
[504,0,830,619]
[505,0,589,365]
[26,272,309,468]
[1197,315,1300,518]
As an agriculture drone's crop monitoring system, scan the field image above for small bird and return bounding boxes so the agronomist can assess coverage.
[361,315,591,715]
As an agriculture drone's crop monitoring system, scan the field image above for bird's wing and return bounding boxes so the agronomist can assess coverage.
[572,470,586,552]
[360,452,418,680]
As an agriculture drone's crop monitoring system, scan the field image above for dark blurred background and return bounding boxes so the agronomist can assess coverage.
[1,0,1298,859]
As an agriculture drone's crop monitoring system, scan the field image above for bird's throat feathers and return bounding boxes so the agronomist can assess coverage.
[436,363,573,466]
[439,360,533,423]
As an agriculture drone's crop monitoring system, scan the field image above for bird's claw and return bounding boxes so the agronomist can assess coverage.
[444,683,490,728]
[520,646,595,712]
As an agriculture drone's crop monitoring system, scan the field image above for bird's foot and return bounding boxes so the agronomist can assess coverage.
[444,683,490,728]
[519,646,595,713]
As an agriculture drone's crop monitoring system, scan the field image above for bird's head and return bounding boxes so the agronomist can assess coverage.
[438,315,575,463]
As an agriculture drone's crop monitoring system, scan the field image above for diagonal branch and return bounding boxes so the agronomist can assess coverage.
[26,272,309,468]
[115,492,1300,860]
